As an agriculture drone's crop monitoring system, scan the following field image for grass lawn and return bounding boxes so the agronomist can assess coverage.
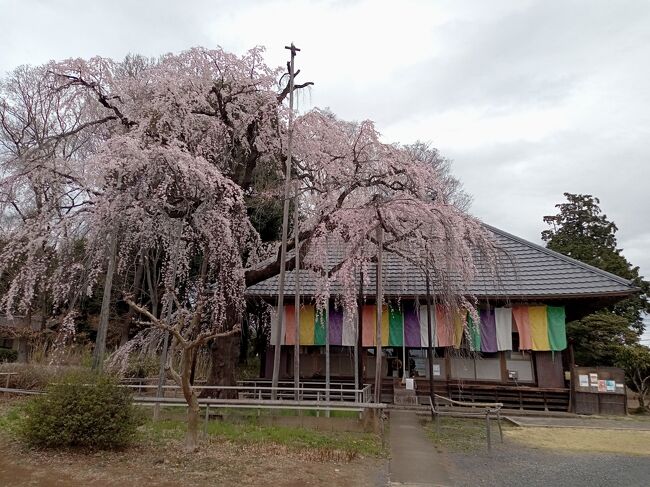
[422,417,512,452]
[0,397,386,486]
[146,416,383,459]
[505,427,650,456]
[421,414,650,457]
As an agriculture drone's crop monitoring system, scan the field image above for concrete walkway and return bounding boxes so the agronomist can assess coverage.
[388,410,452,487]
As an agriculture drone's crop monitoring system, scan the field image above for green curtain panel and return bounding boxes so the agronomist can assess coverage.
[388,306,404,347]
[546,306,567,351]
[467,314,481,351]
[314,309,327,345]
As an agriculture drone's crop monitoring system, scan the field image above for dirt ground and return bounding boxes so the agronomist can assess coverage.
[0,434,387,487]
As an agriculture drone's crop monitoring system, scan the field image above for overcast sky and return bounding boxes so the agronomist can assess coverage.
[1,0,648,285]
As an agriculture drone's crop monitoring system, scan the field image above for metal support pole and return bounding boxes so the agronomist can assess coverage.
[271,43,300,400]
[374,225,384,404]
[497,410,503,443]
[486,411,492,452]
[325,306,330,418]
[356,272,364,398]
[425,272,435,406]
[154,221,183,421]
[294,179,301,400]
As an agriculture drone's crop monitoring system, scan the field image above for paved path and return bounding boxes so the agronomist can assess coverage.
[506,415,650,430]
[388,410,451,487]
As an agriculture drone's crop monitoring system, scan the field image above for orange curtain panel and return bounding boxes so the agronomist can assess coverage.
[283,304,296,346]
[512,306,533,350]
[361,304,389,346]
[435,306,455,347]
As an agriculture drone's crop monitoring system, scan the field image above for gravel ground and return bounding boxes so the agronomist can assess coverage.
[447,443,650,487]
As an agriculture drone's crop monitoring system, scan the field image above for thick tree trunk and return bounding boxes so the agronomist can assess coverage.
[186,397,200,451]
[177,347,200,451]
[16,337,29,363]
[92,229,117,371]
[202,332,240,399]
[120,259,144,346]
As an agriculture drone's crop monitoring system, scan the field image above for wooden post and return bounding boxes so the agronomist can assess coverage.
[374,226,384,404]
[271,43,300,399]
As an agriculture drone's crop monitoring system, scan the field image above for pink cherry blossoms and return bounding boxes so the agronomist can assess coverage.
[0,46,500,349]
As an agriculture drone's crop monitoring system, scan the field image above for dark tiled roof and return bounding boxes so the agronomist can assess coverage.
[246,224,637,299]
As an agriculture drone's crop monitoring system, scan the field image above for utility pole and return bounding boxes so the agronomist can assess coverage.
[272,43,300,400]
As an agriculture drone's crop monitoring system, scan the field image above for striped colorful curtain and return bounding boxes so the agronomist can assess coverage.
[273,302,566,352]
[512,305,566,351]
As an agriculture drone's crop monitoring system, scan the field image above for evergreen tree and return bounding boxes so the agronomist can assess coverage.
[542,193,649,365]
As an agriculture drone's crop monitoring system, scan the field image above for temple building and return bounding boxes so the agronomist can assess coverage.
[246,224,638,411]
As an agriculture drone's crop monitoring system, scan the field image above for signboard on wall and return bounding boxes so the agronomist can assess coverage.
[574,367,625,395]
[573,366,627,416]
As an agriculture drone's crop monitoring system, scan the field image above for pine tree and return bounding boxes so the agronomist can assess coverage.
[542,193,649,365]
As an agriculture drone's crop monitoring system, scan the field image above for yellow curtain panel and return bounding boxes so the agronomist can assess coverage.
[528,305,551,351]
[299,304,316,345]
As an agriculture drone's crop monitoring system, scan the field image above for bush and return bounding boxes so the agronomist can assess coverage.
[20,371,142,448]
[0,363,75,390]
[0,347,17,363]
[124,355,160,378]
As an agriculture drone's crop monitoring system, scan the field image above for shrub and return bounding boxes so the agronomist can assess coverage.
[0,348,17,363]
[0,363,75,390]
[20,371,142,448]
[124,355,160,379]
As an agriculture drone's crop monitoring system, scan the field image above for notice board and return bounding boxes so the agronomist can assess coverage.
[573,366,627,415]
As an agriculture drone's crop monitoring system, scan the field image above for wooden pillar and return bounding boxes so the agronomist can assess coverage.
[500,351,508,383]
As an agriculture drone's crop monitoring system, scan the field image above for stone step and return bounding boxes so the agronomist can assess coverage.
[394,388,417,397]
[394,394,419,406]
